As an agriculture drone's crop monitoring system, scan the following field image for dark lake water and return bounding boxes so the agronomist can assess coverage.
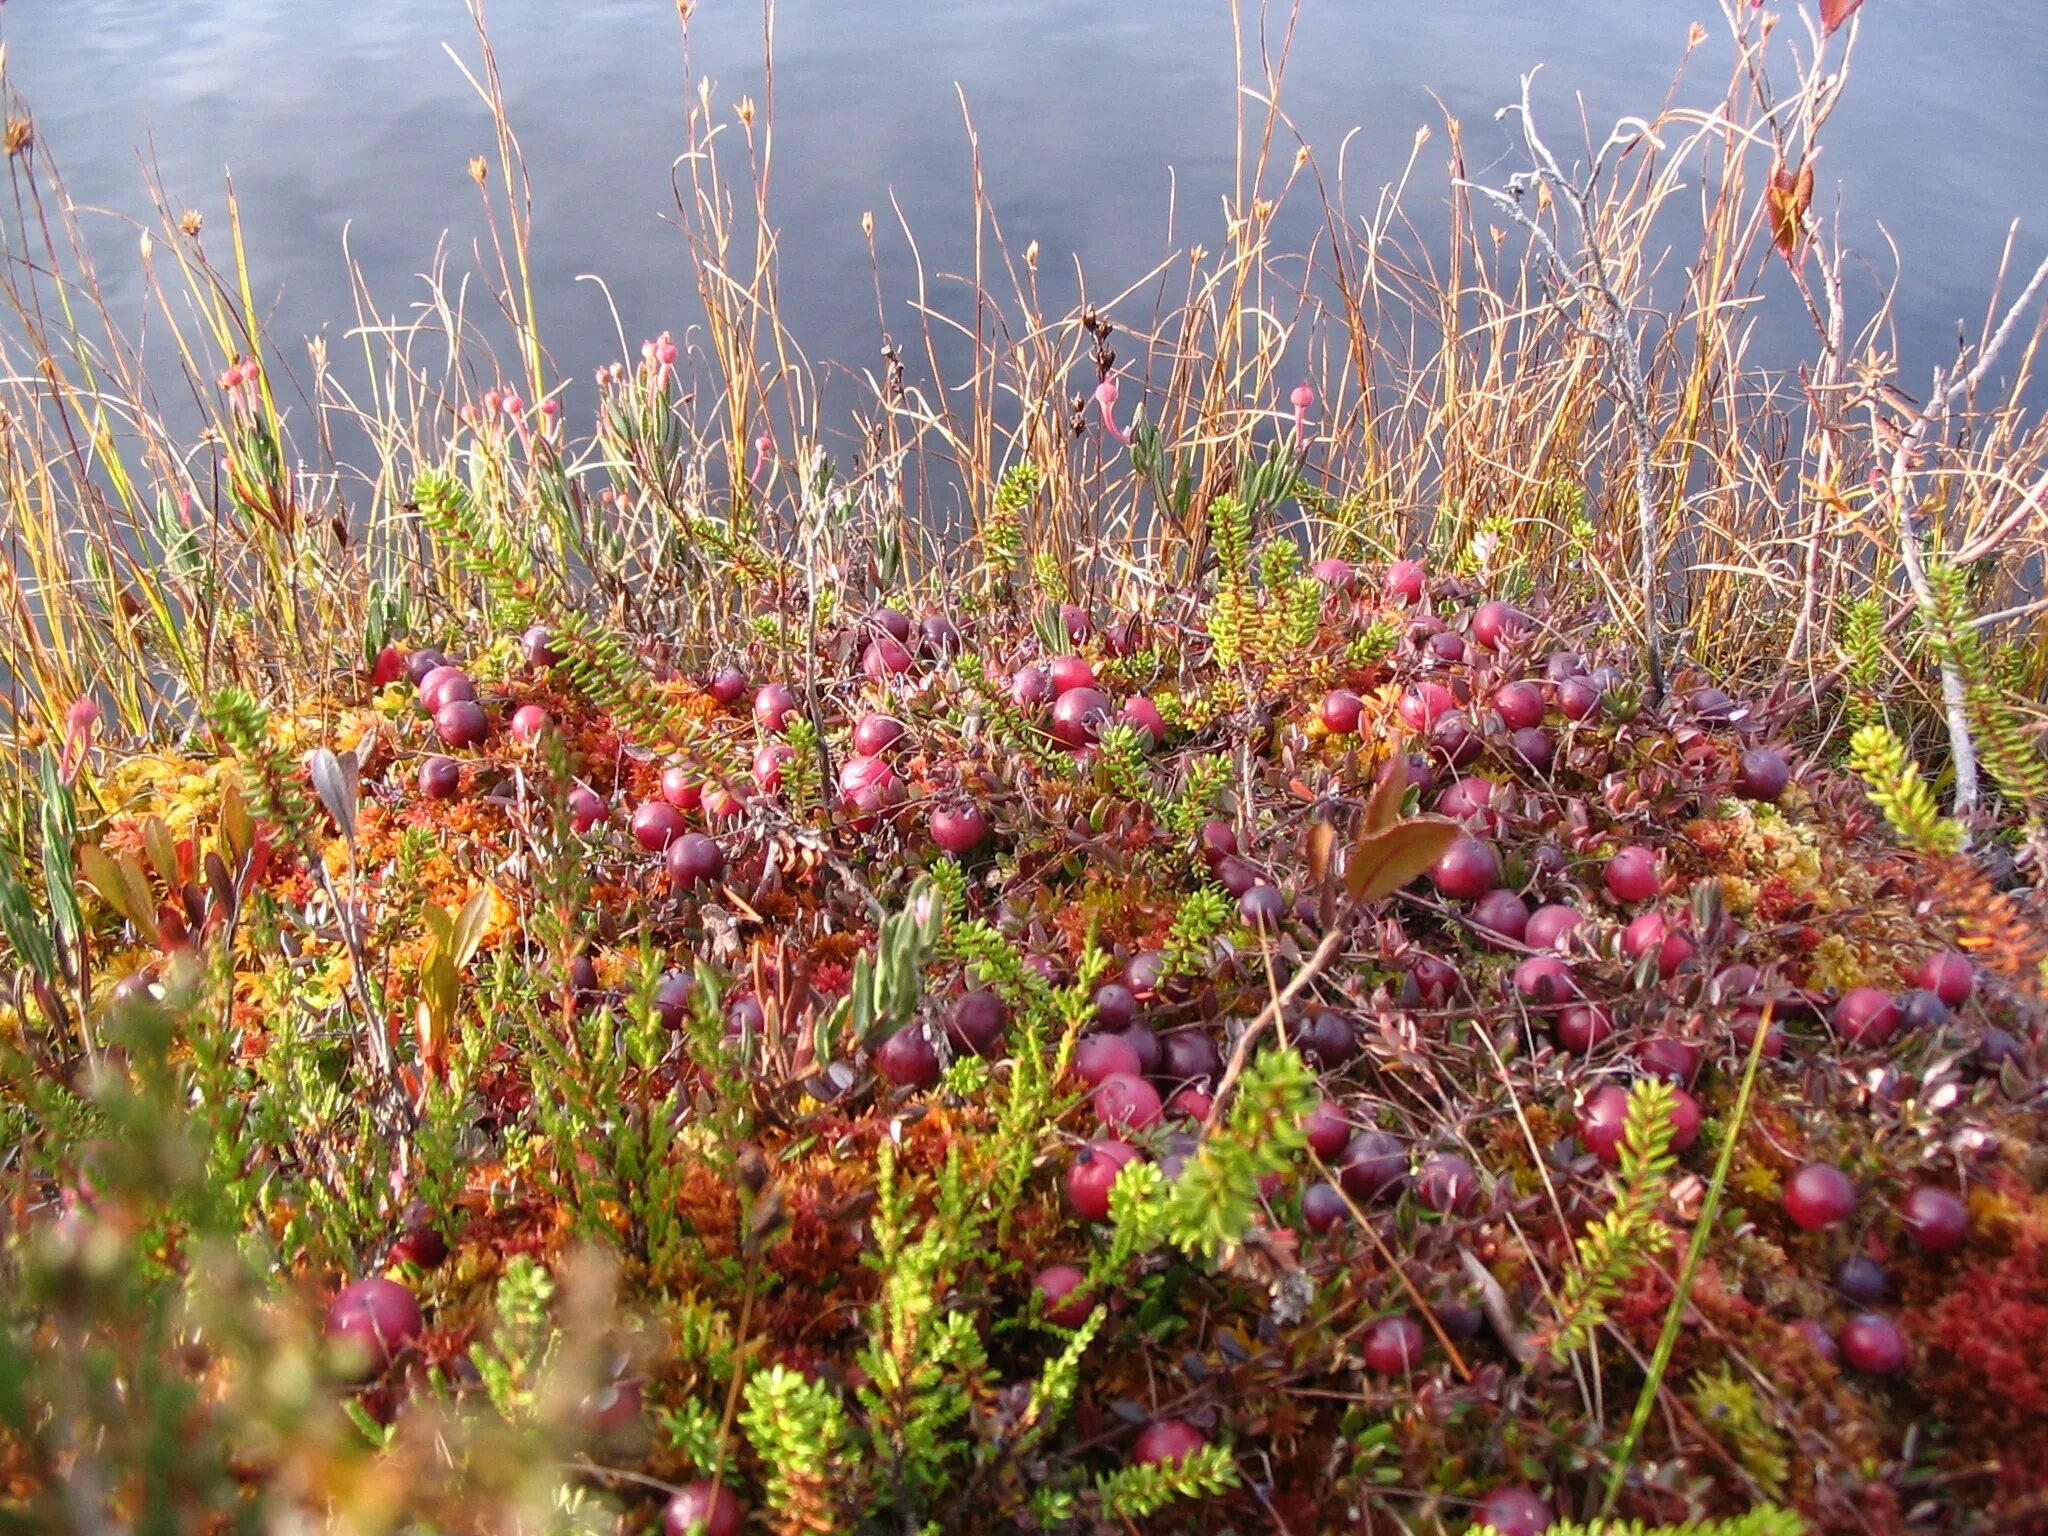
[6,1,2046,428]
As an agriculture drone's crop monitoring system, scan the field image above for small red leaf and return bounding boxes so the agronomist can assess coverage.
[1820,0,1863,37]
[1345,815,1461,902]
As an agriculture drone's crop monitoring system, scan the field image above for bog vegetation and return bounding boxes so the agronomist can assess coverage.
[0,2,2044,1533]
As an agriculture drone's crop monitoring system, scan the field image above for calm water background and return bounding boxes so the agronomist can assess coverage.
[5,1,2046,437]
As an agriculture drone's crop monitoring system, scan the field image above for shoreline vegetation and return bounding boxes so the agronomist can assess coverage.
[0,2,2045,1533]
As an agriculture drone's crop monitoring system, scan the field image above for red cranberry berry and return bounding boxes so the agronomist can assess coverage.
[1525,904,1584,951]
[1416,1154,1480,1215]
[1092,1072,1164,1132]
[1474,1487,1554,1536]
[1300,1010,1359,1069]
[1511,955,1578,1007]
[1337,1130,1408,1200]
[1580,1083,1700,1165]
[1429,710,1483,768]
[405,649,449,687]
[1900,1185,1968,1253]
[1397,681,1457,731]
[1032,1264,1093,1327]
[919,614,963,657]
[653,972,697,1031]
[947,991,1008,1056]
[753,742,796,792]
[931,801,989,855]
[1302,1099,1351,1158]
[1011,665,1052,708]
[853,713,907,756]
[419,756,462,800]
[1636,1037,1703,1087]
[1073,1034,1144,1087]
[1196,820,1238,869]
[434,699,490,748]
[1311,557,1357,592]
[326,1277,423,1375]
[1832,988,1900,1047]
[1556,678,1603,721]
[567,784,608,833]
[1834,1255,1888,1305]
[1471,600,1530,651]
[1050,687,1112,750]
[1736,748,1790,802]
[1363,1314,1427,1374]
[1604,845,1659,903]
[663,1483,743,1536]
[1120,696,1167,747]
[418,665,475,711]
[1431,837,1502,900]
[1783,1163,1857,1231]
[1301,1181,1349,1234]
[1554,1005,1612,1053]
[1161,1030,1223,1084]
[632,802,688,853]
[706,666,748,705]
[869,607,912,644]
[1494,681,1546,730]
[1471,889,1531,947]
[661,764,702,809]
[861,635,915,679]
[666,833,725,888]
[1238,884,1286,931]
[1913,950,1976,1008]
[1067,1139,1143,1221]
[1322,689,1365,735]
[754,683,798,731]
[1384,558,1426,603]
[1839,1313,1908,1375]
[509,703,551,745]
[875,1027,941,1089]
[1131,1418,1207,1467]
[1046,655,1097,696]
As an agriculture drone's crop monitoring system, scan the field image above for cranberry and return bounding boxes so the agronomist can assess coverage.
[1067,1139,1143,1221]
[919,614,963,657]
[1120,696,1167,746]
[1301,1181,1349,1234]
[663,1482,744,1536]
[1833,1255,1887,1305]
[1093,1072,1163,1132]
[861,636,914,679]
[1509,727,1555,770]
[1397,681,1457,731]
[1167,1085,1214,1122]
[661,765,702,809]
[1033,1264,1093,1327]
[931,802,989,854]
[1544,650,1587,682]
[567,784,608,833]
[1791,1318,1838,1363]
[1046,655,1097,696]
[753,741,796,792]
[1363,1314,1427,1374]
[1580,1083,1700,1165]
[1408,953,1460,1007]
[1322,689,1365,735]
[1385,559,1427,603]
[1839,1313,1907,1374]
[1900,1185,1968,1252]
[326,1277,423,1375]
[1416,1154,1480,1215]
[1832,988,1900,1047]
[853,713,907,756]
[520,625,562,668]
[1431,837,1502,900]
[1556,678,1603,721]
[1729,1009,1786,1059]
[1238,884,1286,930]
[869,607,912,644]
[667,833,725,888]
[1213,855,1262,899]
[837,754,902,826]
[947,991,1007,1056]
[418,756,462,800]
[1436,775,1499,821]
[1604,845,1659,903]
[1161,1030,1223,1084]
[1073,1034,1144,1086]
[405,649,449,686]
[434,699,489,748]
[1471,600,1531,651]
[1913,950,1976,1007]
[1471,889,1530,947]
[1494,681,1546,731]
[1511,955,1577,1007]
[1690,686,1740,724]
[875,1027,941,1089]
[1337,1130,1408,1199]
[390,1209,449,1271]
[1311,557,1357,592]
[753,683,797,731]
[418,665,475,711]
[1116,1022,1161,1074]
[707,667,748,705]
[1622,910,1695,977]
[1196,820,1238,869]
[1636,1037,1703,1087]
[1554,1004,1612,1053]
[1011,665,1052,708]
[1783,1163,1857,1231]
[1132,1418,1207,1467]
[1426,630,1468,663]
[632,802,688,853]
[1301,1099,1351,1158]
[1473,1486,1553,1536]
[1525,904,1584,951]
[1429,710,1483,768]
[1895,988,1949,1032]
[1059,603,1095,644]
[508,703,550,745]
[1050,687,1112,750]
[1300,1010,1358,1069]
[1736,747,1790,802]
[651,972,697,1031]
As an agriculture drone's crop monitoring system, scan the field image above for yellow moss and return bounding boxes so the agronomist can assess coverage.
[1807,934,1868,993]
[1720,874,1760,915]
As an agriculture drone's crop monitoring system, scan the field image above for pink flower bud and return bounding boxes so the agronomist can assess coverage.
[1291,383,1315,411]
[502,393,524,416]
[1094,378,1130,446]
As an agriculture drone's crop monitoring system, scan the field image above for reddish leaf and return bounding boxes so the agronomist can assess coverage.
[1821,0,1863,36]
[1345,815,1460,902]
[1767,159,1814,258]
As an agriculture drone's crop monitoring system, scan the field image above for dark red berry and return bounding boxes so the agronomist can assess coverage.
[1337,1130,1408,1200]
[1301,1181,1349,1234]
[433,699,489,748]
[418,756,462,800]
[1511,955,1577,1007]
[1912,950,1976,1008]
[1363,1314,1426,1374]
[1385,559,1425,603]
[706,666,748,705]
[1474,1486,1553,1536]
[947,991,1008,1056]
[1131,1418,1207,1467]
[326,1277,423,1376]
[1067,1139,1143,1221]
[875,1027,941,1089]
[1301,1099,1351,1159]
[1073,1034,1144,1087]
[931,801,989,854]
[667,833,725,888]
[1783,1162,1857,1231]
[1493,681,1545,731]
[1899,1185,1968,1252]
[1471,889,1530,946]
[1032,1264,1093,1327]
[1833,1255,1887,1305]
[632,801,688,853]
[1050,687,1112,750]
[1604,845,1659,903]
[1554,1004,1611,1053]
[1092,1072,1164,1132]
[1431,837,1502,900]
[1416,1154,1480,1215]
[1322,689,1364,735]
[753,683,797,731]
[1525,903,1584,951]
[1832,988,1900,1047]
[663,1482,744,1536]
[1046,655,1097,695]
[1471,600,1530,651]
[1736,747,1790,802]
[1839,1313,1907,1374]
